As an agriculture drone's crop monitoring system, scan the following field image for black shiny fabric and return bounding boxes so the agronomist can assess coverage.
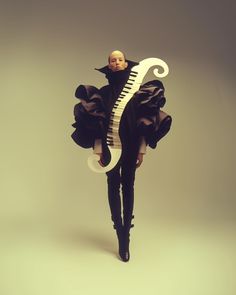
[71,70,170,149]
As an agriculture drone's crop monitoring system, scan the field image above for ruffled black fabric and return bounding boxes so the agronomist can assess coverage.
[71,79,171,149]
[134,79,169,148]
[71,85,107,148]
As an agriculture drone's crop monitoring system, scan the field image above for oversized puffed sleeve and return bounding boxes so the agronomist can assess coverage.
[71,85,107,148]
[134,80,172,149]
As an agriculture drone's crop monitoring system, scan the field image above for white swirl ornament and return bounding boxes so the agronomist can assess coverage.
[88,57,169,173]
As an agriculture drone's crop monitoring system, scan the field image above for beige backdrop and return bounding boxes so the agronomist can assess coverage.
[1,1,235,295]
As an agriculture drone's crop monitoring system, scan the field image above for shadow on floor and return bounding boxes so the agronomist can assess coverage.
[53,227,118,257]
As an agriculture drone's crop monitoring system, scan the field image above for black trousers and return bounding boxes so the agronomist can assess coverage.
[106,144,139,227]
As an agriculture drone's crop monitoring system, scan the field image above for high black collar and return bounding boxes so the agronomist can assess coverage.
[95,59,139,75]
[95,59,139,86]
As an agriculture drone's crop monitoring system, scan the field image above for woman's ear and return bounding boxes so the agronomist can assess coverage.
[124,61,128,68]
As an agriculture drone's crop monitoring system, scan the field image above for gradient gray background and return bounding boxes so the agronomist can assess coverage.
[1,1,236,294]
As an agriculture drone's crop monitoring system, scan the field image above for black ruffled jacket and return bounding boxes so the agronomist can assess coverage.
[71,60,171,150]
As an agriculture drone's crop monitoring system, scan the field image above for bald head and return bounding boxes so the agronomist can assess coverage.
[108,50,128,72]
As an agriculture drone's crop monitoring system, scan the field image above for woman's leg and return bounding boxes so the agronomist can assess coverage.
[106,163,122,227]
[120,146,139,261]
[106,163,126,260]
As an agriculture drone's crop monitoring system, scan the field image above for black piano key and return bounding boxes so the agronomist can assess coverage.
[110,118,120,122]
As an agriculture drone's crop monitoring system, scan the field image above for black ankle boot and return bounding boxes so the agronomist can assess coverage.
[121,215,134,262]
[111,216,126,261]
[113,223,124,260]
